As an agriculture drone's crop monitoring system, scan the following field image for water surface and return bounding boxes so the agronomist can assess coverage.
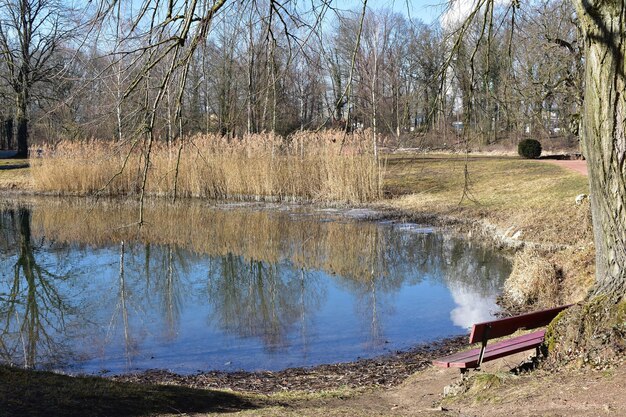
[0,198,510,374]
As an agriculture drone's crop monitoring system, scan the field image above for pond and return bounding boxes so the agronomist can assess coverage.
[0,198,511,374]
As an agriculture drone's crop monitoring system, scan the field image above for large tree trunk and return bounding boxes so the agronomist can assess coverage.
[574,0,626,299]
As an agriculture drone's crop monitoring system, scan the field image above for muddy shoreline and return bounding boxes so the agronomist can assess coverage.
[109,336,468,394]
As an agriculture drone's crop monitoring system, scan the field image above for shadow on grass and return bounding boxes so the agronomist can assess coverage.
[0,163,29,170]
[0,366,260,417]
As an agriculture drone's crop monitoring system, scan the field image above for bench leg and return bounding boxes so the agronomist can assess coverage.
[535,344,548,359]
[460,368,471,380]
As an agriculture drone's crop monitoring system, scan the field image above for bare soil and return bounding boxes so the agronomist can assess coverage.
[194,355,626,417]
[319,359,626,417]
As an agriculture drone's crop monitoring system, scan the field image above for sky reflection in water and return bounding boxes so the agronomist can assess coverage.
[0,199,510,374]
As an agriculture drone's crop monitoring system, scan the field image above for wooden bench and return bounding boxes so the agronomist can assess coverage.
[433,304,571,372]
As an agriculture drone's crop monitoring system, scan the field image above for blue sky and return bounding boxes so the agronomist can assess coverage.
[336,0,447,24]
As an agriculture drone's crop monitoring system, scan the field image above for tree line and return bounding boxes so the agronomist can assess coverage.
[0,0,581,156]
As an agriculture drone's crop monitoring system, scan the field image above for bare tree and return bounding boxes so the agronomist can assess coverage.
[0,0,76,157]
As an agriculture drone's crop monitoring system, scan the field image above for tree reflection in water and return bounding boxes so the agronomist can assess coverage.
[0,199,511,372]
[0,208,72,369]
[105,241,191,368]
[206,254,322,352]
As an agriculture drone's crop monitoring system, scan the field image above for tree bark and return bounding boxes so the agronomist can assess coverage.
[574,0,626,298]
[15,90,29,158]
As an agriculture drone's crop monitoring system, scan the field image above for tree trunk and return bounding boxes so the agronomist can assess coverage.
[574,0,626,298]
[15,91,29,158]
[372,50,378,161]
[3,118,13,149]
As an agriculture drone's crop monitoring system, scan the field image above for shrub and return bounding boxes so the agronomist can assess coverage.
[518,139,542,159]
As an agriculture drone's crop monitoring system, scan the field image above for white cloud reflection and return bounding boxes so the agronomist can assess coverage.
[448,282,499,329]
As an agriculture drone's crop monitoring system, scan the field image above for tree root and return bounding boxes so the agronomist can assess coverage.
[545,297,626,368]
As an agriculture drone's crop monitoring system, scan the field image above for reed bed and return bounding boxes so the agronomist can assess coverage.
[31,131,383,203]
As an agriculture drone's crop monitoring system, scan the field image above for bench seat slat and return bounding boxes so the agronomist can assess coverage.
[433,330,546,369]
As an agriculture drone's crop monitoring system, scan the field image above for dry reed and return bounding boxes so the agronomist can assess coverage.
[31,131,383,203]
[503,249,562,308]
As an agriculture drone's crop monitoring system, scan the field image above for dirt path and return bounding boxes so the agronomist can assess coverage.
[373,364,626,417]
[123,347,613,417]
[253,360,626,417]
[317,355,520,416]
[542,159,588,176]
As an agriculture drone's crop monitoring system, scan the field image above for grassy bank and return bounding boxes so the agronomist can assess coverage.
[382,154,591,246]
[0,159,30,190]
[30,131,382,204]
[4,150,590,245]
[1,150,595,305]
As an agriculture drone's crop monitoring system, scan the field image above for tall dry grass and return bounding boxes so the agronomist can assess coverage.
[31,131,383,203]
[502,249,563,308]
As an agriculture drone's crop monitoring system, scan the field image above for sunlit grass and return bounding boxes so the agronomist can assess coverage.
[0,159,28,167]
[0,158,32,190]
[19,147,593,246]
[382,153,591,246]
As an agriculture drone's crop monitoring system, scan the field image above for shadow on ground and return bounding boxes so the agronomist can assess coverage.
[0,163,28,170]
[0,366,260,417]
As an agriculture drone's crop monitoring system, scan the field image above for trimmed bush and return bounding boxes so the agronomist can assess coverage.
[518,139,542,159]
